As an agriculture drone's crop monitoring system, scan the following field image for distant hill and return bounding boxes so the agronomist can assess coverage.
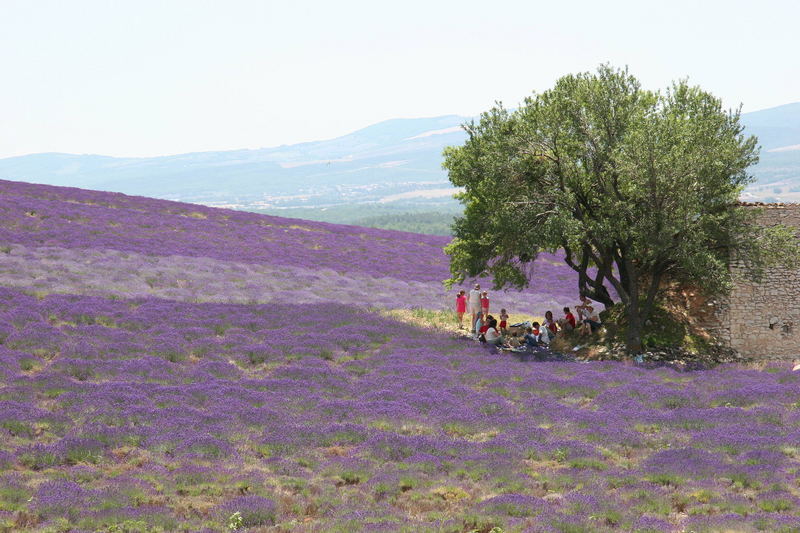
[0,116,468,210]
[738,102,800,201]
[0,103,798,211]
[740,102,800,150]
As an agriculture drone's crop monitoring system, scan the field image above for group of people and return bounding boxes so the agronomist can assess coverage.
[455,284,602,349]
[455,284,492,328]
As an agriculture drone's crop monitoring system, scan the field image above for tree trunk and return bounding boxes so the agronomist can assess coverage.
[623,256,643,355]
[586,284,613,308]
[625,298,644,354]
[563,244,615,307]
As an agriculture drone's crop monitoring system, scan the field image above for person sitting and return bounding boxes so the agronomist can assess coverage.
[484,318,502,346]
[479,314,493,335]
[577,297,602,335]
[524,324,543,349]
[558,306,576,331]
[543,310,558,341]
[576,295,593,321]
[473,312,484,338]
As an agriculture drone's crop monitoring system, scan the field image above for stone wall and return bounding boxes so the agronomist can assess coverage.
[711,204,800,358]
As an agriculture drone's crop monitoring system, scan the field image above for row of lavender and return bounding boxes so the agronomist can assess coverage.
[0,179,446,280]
[0,243,572,315]
[0,179,587,315]
[2,285,800,531]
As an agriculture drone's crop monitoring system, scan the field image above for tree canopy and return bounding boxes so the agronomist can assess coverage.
[444,65,799,353]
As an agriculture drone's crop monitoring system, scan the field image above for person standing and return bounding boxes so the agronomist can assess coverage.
[499,309,509,334]
[455,290,467,329]
[468,284,482,333]
[480,291,490,317]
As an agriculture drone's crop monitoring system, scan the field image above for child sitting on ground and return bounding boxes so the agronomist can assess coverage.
[474,312,485,339]
[479,315,493,335]
[499,309,509,334]
[524,323,543,349]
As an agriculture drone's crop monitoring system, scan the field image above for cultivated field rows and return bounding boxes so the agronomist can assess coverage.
[1,180,800,532]
[0,244,565,315]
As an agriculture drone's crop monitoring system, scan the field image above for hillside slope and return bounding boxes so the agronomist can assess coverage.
[0,179,580,315]
[1,180,799,532]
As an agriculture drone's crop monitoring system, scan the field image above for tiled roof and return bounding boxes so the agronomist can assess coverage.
[738,201,800,207]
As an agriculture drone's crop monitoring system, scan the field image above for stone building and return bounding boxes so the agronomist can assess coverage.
[701,203,800,358]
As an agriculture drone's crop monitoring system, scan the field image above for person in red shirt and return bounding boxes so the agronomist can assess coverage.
[455,290,467,329]
[480,291,490,316]
[543,310,558,341]
[562,306,576,330]
[479,314,492,335]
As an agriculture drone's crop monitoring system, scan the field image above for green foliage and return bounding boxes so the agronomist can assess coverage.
[460,514,504,533]
[224,506,275,529]
[601,302,709,352]
[227,511,243,531]
[1,419,33,438]
[64,444,103,464]
[757,498,793,512]
[567,457,608,471]
[645,473,685,487]
[549,521,594,533]
[352,211,457,235]
[0,484,31,512]
[18,358,39,371]
[338,470,367,485]
[443,64,800,352]
[730,473,762,490]
[19,447,58,470]
[105,520,163,533]
[431,485,470,502]
[551,447,569,463]
[399,476,418,492]
[253,204,462,235]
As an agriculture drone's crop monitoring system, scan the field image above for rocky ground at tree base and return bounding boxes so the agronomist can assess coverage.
[575,342,798,370]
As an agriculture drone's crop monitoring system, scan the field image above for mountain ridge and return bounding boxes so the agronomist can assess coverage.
[1,103,798,208]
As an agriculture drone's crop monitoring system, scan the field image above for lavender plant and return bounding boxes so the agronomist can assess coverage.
[0,181,798,531]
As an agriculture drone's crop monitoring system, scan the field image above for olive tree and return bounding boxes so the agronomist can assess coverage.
[444,65,798,353]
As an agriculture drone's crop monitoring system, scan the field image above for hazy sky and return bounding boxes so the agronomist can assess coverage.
[2,0,798,158]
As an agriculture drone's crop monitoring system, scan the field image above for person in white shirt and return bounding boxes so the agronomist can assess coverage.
[577,296,602,335]
[468,283,482,333]
[485,318,503,345]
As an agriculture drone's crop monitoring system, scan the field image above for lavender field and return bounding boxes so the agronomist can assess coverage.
[0,180,575,314]
[1,180,800,532]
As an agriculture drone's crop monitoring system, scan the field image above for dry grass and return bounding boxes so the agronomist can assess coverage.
[382,308,543,340]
